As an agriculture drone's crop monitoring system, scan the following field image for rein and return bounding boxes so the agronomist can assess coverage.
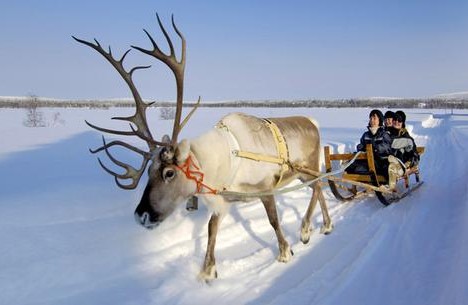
[175,155,218,195]
[219,151,363,197]
[175,151,363,198]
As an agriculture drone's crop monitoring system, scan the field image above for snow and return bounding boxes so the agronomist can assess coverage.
[0,107,467,305]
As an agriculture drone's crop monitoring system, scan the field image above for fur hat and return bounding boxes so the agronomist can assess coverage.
[369,109,384,126]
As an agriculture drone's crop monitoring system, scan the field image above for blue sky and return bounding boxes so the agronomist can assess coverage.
[1,0,467,101]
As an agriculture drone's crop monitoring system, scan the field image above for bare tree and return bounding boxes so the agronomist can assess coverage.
[51,111,65,126]
[159,106,176,120]
[23,94,46,127]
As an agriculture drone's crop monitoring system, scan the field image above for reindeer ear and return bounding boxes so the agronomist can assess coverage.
[160,146,175,163]
[175,139,191,164]
[161,134,171,144]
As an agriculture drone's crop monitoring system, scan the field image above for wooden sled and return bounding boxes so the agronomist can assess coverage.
[324,144,425,206]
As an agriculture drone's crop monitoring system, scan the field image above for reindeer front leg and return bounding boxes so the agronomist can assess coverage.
[198,213,222,282]
[260,195,292,263]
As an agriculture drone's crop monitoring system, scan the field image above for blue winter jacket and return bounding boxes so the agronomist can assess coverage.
[356,126,392,161]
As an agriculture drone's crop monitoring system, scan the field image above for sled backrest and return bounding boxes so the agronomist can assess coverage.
[324,145,425,184]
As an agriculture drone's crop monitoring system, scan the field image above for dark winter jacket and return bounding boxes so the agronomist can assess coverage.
[384,125,396,134]
[353,126,392,174]
[389,128,420,166]
[356,126,392,160]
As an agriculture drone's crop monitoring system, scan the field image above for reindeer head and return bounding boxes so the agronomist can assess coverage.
[73,14,200,229]
[135,138,198,228]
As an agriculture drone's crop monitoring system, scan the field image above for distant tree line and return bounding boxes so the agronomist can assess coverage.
[185,98,467,109]
[1,96,467,109]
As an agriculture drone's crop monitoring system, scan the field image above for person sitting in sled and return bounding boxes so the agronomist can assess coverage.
[347,109,392,176]
[384,110,395,133]
[385,110,420,191]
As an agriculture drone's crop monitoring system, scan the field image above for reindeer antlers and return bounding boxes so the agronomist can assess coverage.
[73,13,199,189]
[131,14,187,145]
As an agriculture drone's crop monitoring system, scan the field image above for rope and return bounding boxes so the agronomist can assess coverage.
[176,155,219,195]
[219,151,363,198]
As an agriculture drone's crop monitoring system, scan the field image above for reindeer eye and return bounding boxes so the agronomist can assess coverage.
[162,167,176,182]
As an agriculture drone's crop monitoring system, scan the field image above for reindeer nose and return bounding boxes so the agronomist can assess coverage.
[134,211,157,229]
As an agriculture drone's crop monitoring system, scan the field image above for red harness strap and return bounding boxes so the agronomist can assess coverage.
[175,155,218,195]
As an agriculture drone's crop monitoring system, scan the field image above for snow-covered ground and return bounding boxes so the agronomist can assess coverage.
[1,107,467,305]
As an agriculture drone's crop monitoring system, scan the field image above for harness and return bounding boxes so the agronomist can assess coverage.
[177,118,291,195]
[232,119,290,188]
[175,122,367,198]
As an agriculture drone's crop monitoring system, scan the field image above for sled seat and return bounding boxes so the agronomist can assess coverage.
[325,144,425,186]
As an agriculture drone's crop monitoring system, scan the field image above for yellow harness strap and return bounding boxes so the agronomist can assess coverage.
[235,119,290,187]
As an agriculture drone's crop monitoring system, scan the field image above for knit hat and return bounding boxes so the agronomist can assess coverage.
[384,110,395,119]
[369,109,384,126]
[394,110,406,127]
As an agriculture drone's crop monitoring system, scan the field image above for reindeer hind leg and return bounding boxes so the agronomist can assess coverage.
[317,183,334,234]
[260,195,292,263]
[300,182,333,244]
[300,182,320,244]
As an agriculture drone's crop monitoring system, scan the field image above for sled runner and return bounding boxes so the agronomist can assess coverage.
[324,144,425,206]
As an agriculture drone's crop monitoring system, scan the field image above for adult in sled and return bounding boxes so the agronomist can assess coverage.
[386,110,420,190]
[347,109,392,176]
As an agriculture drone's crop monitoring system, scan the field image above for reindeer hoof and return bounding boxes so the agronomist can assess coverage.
[277,246,292,263]
[300,227,313,244]
[320,222,334,235]
[197,266,218,283]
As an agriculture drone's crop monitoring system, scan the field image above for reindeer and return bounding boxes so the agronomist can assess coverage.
[73,14,333,282]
